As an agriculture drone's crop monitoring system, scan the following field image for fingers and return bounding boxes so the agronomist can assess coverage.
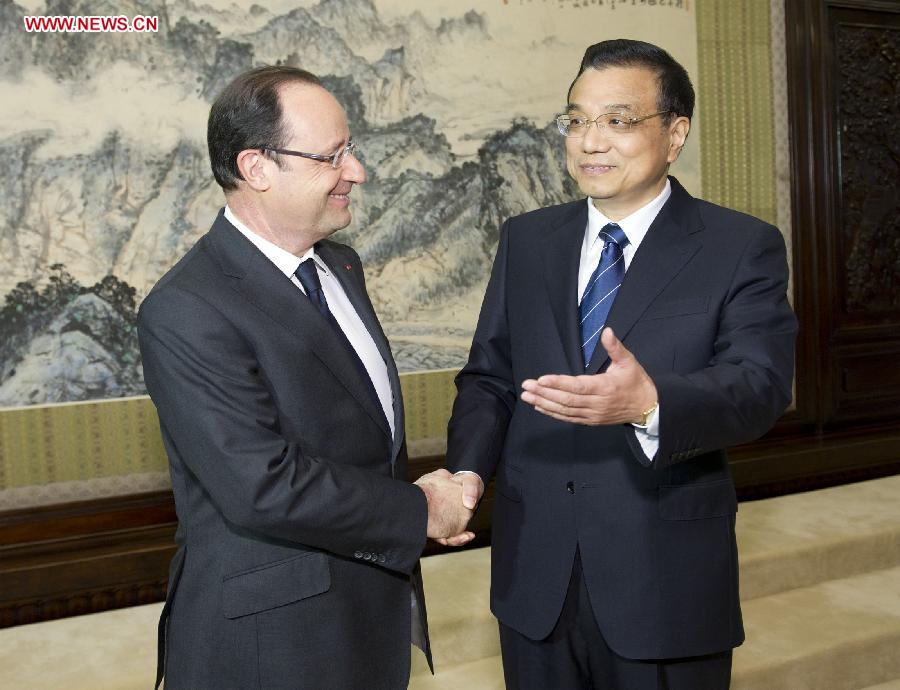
[452,472,484,510]
[420,475,474,540]
[413,469,453,494]
[523,374,585,394]
[523,391,596,416]
[520,371,633,426]
[601,327,631,364]
[520,377,600,417]
[435,531,476,548]
[517,330,650,427]
[423,473,482,547]
[415,471,480,547]
[416,468,452,482]
[533,406,590,425]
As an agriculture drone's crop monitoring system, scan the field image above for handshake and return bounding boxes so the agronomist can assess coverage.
[414,469,484,547]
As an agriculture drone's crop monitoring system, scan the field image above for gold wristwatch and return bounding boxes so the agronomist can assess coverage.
[637,401,658,427]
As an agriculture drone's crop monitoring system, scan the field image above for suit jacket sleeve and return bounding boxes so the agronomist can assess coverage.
[445,220,517,481]
[138,287,427,575]
[639,221,796,469]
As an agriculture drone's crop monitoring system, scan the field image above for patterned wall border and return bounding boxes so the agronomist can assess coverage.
[769,0,794,294]
[0,3,788,509]
[0,370,458,508]
[697,0,778,224]
[695,0,791,263]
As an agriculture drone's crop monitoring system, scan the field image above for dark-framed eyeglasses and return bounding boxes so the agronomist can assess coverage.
[556,111,671,137]
[262,140,357,168]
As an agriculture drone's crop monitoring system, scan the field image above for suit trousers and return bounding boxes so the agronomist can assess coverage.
[499,550,732,690]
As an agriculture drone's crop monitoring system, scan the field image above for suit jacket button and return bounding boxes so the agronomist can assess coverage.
[354,551,363,559]
[566,481,575,494]
[378,555,386,563]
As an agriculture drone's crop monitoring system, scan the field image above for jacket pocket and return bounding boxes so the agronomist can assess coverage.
[643,296,709,320]
[222,551,330,619]
[658,479,737,520]
[495,463,523,502]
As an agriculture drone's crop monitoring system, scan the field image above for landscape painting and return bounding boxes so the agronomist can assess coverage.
[0,0,698,408]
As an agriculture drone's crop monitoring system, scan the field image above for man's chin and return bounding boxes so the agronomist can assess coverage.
[325,211,353,235]
[579,184,616,200]
[573,175,617,199]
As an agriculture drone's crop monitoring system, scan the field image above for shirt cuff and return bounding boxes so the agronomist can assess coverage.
[631,404,660,461]
[453,470,484,484]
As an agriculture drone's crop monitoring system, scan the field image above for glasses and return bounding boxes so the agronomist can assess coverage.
[263,140,357,168]
[556,111,671,137]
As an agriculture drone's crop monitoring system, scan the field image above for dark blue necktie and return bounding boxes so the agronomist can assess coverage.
[579,223,629,366]
[294,259,387,423]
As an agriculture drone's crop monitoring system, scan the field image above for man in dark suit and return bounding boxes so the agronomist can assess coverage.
[446,40,797,689]
[138,66,474,690]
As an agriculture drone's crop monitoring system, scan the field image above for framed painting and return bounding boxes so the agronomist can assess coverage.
[0,0,814,628]
[1,0,750,510]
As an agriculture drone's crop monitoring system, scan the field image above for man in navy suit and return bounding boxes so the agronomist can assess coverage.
[446,40,796,689]
[139,66,474,690]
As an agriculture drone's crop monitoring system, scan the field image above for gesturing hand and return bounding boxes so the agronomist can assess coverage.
[414,469,476,547]
[520,328,657,426]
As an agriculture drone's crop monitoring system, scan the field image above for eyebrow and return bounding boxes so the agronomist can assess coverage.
[566,102,636,113]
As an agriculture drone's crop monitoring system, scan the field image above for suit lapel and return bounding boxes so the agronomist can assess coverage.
[317,241,405,462]
[586,178,704,374]
[208,215,392,440]
[541,203,589,375]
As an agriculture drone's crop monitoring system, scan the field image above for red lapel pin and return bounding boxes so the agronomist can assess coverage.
[344,264,352,271]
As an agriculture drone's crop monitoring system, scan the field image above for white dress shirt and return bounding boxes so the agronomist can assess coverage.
[224,206,395,439]
[579,180,671,460]
[457,184,672,490]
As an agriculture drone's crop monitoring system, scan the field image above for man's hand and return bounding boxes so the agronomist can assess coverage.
[414,469,476,546]
[454,472,485,511]
[520,328,657,426]
[432,472,484,546]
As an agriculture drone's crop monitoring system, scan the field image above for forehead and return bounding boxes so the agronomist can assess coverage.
[278,82,349,147]
[568,66,660,112]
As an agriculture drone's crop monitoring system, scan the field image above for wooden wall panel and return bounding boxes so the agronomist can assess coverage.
[2,0,899,630]
[785,0,900,432]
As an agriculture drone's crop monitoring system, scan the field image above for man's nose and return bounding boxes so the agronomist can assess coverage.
[580,121,612,153]
[342,151,366,185]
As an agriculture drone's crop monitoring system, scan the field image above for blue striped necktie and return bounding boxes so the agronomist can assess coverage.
[579,222,629,366]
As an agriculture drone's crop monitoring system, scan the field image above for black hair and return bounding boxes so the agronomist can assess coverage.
[568,39,694,120]
[207,65,321,191]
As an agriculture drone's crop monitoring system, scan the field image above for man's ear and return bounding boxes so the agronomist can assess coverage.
[667,117,691,164]
[235,149,271,191]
